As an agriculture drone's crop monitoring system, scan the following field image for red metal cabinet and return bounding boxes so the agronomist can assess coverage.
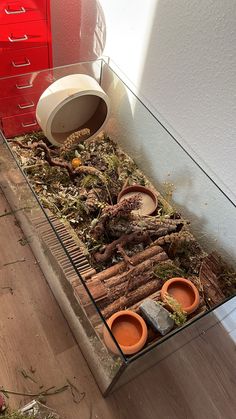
[0,46,50,77]
[1,112,40,137]
[0,20,48,50]
[0,72,53,98]
[0,92,41,117]
[0,0,52,138]
[0,1,47,25]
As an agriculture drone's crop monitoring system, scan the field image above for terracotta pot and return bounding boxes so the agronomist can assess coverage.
[161,277,200,314]
[117,185,158,216]
[103,310,148,355]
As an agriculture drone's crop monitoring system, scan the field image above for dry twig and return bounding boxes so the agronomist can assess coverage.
[0,384,69,398]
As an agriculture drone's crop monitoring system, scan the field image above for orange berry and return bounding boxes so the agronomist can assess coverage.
[71,157,82,169]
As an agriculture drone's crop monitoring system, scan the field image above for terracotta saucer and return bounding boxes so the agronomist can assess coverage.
[103,310,148,355]
[117,185,158,216]
[161,277,200,314]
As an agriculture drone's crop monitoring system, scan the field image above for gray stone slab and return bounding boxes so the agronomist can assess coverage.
[140,298,174,336]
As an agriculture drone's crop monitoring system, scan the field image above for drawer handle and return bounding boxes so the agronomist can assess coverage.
[21,120,38,128]
[5,6,26,15]
[8,34,28,43]
[12,58,31,68]
[16,82,33,90]
[18,101,35,110]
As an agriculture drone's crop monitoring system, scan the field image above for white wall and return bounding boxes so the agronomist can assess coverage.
[99,0,236,338]
[100,0,236,203]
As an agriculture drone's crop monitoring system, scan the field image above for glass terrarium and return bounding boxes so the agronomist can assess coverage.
[0,59,235,395]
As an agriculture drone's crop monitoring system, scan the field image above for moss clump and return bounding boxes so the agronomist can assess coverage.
[80,174,100,189]
[156,181,175,218]
[163,292,187,326]
[3,412,35,419]
[103,153,120,172]
[153,262,185,281]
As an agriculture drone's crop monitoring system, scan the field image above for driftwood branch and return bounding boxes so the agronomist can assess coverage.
[93,216,187,263]
[9,137,108,183]
[93,231,150,263]
[10,139,74,179]
[91,195,141,240]
[108,217,187,239]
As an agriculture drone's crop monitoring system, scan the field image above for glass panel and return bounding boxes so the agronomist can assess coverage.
[0,59,235,395]
[0,60,125,395]
[100,60,236,366]
[109,312,218,393]
[101,61,236,266]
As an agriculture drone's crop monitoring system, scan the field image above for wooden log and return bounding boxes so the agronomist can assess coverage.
[102,279,163,319]
[108,264,156,302]
[80,268,97,281]
[77,251,168,309]
[74,280,107,307]
[105,251,168,289]
[92,245,165,282]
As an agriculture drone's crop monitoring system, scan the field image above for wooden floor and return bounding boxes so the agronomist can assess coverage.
[0,188,236,419]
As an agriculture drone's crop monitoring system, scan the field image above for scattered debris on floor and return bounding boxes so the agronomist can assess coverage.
[0,384,69,400]
[0,393,6,414]
[66,379,85,404]
[1,287,14,295]
[18,238,29,246]
[3,259,26,267]
[0,376,85,417]
[20,369,37,384]
[2,399,60,418]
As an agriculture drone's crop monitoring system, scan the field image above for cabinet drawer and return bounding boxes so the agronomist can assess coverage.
[0,92,40,117]
[0,46,49,77]
[2,111,40,137]
[0,20,48,51]
[0,70,53,98]
[0,1,47,25]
